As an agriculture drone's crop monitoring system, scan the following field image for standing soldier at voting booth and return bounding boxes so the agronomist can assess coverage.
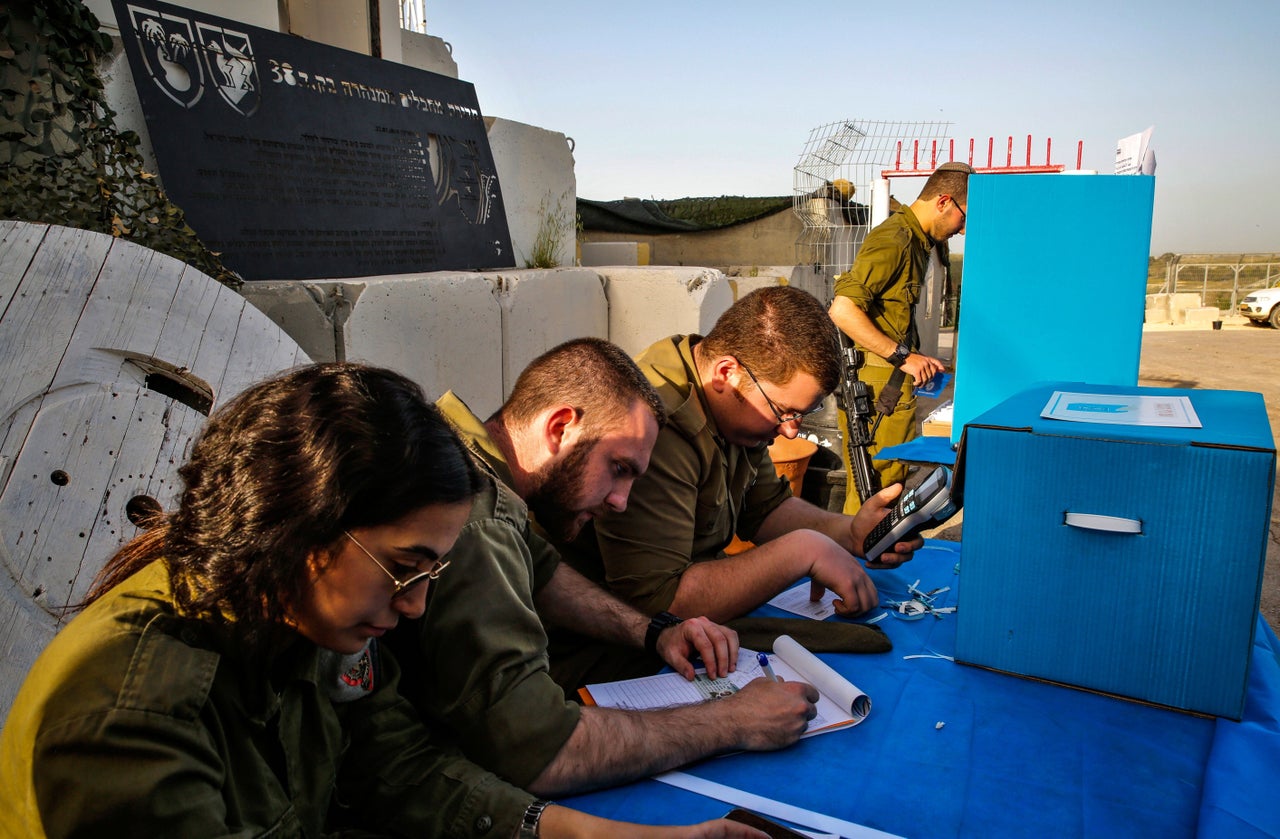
[827,162,973,512]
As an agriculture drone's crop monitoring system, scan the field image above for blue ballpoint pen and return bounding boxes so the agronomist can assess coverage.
[757,651,778,682]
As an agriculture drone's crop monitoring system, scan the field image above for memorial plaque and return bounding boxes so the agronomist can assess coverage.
[112,0,513,280]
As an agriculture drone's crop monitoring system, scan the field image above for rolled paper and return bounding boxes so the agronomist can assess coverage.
[774,633,871,722]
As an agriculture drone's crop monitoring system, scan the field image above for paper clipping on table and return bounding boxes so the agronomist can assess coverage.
[1041,391,1201,427]
[768,581,839,620]
[580,635,870,736]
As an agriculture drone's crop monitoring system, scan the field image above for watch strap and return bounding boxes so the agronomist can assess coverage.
[518,799,551,839]
[888,343,911,368]
[644,611,683,657]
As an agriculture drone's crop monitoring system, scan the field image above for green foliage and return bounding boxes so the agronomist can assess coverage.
[0,0,241,288]
[523,191,572,269]
[652,195,792,229]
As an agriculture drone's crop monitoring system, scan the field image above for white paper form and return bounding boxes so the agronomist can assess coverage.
[1041,391,1201,427]
[584,644,866,736]
[583,649,760,710]
[582,673,715,709]
[768,581,839,620]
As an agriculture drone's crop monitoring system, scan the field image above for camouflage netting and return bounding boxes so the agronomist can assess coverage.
[577,195,793,236]
[0,0,241,289]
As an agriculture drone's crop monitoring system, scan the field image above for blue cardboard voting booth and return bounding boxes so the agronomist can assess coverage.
[956,383,1275,718]
[950,174,1155,445]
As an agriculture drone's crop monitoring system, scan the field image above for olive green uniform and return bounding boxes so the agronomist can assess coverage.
[0,560,533,838]
[565,335,793,615]
[833,205,933,512]
[386,391,584,785]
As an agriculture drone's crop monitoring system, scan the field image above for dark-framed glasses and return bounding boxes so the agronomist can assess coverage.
[949,195,966,224]
[737,360,824,425]
[344,530,449,598]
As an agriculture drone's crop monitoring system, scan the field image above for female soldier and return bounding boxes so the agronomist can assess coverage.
[0,363,760,838]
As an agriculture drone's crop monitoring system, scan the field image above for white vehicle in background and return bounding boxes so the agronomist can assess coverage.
[1240,285,1280,328]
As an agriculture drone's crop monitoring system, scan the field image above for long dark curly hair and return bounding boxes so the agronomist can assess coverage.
[86,363,481,650]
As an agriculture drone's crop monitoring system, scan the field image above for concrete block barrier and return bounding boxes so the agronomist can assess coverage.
[596,266,733,356]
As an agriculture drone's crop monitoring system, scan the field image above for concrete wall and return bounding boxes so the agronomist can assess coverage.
[595,267,734,357]
[401,30,458,78]
[240,266,745,417]
[578,214,838,318]
[243,274,499,418]
[494,270,609,401]
[1181,306,1223,327]
[721,264,830,305]
[582,207,803,269]
[581,242,649,267]
[487,119,577,270]
[1146,292,1206,324]
[85,0,280,31]
[285,0,372,57]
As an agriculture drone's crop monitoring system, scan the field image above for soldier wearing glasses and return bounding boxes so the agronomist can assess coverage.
[828,161,973,513]
[0,363,765,838]
[565,287,921,628]
[385,337,819,803]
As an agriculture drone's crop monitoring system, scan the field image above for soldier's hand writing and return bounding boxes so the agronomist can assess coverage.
[725,678,819,751]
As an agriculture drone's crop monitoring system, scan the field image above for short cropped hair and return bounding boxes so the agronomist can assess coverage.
[700,286,841,394]
[497,337,666,434]
[919,161,974,204]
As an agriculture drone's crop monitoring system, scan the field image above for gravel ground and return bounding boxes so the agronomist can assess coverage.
[917,317,1280,631]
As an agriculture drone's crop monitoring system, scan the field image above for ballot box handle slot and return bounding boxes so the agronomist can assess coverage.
[1063,512,1143,535]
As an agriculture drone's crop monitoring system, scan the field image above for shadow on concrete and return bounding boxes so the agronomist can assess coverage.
[1136,374,1201,389]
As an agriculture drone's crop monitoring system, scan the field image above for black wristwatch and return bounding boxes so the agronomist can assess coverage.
[887,343,912,368]
[644,611,683,657]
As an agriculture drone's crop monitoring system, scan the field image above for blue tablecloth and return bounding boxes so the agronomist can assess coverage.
[562,541,1280,838]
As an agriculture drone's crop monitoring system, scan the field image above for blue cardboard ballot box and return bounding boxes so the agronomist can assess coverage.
[955,383,1275,719]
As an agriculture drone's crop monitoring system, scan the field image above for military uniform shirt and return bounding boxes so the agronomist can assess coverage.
[576,334,793,615]
[385,391,581,788]
[833,204,934,352]
[0,560,533,838]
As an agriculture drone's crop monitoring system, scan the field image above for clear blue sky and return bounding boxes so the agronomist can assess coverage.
[427,0,1278,256]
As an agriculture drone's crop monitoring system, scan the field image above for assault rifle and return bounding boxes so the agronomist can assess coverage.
[835,332,906,503]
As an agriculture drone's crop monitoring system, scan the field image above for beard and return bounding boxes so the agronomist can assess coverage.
[524,436,599,543]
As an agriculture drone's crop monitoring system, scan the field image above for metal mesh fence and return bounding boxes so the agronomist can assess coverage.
[792,119,950,275]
